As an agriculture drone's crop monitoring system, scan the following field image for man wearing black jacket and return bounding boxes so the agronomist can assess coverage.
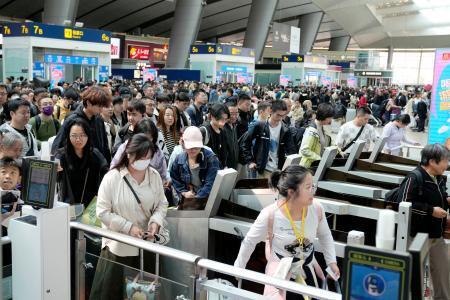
[51,86,112,162]
[223,101,239,169]
[397,144,449,300]
[240,100,296,178]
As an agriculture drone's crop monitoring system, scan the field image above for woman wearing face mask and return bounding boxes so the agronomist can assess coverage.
[234,165,339,300]
[90,133,168,300]
[29,97,61,147]
[56,118,108,206]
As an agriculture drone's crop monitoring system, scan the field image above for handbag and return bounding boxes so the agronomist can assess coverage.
[177,196,207,210]
[126,273,159,300]
[123,176,170,245]
[80,196,101,227]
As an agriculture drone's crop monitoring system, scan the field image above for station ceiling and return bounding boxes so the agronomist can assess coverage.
[2,0,446,50]
[0,0,357,49]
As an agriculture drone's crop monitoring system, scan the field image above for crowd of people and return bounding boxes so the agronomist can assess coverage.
[0,77,447,299]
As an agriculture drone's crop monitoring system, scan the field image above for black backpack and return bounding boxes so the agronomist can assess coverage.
[289,126,306,153]
[385,169,423,203]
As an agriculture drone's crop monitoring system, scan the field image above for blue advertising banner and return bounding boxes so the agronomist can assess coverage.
[33,62,44,78]
[44,54,98,65]
[429,49,450,144]
[1,22,110,44]
[99,66,109,82]
[282,55,305,63]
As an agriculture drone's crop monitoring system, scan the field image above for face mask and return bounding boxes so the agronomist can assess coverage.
[131,158,151,171]
[42,106,54,116]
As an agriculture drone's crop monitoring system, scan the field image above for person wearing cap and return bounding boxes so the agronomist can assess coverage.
[170,126,220,208]
[118,86,132,111]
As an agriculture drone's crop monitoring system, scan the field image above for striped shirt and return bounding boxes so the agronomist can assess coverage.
[162,130,178,160]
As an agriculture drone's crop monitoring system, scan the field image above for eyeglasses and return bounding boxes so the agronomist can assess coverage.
[304,183,317,193]
[69,134,88,140]
[0,93,7,96]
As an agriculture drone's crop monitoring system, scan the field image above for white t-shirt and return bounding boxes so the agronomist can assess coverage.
[266,122,282,171]
[234,201,336,269]
[335,121,378,153]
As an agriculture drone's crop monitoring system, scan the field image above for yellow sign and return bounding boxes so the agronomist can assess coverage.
[297,56,303,62]
[64,28,85,40]
[231,47,241,55]
[64,28,72,38]
[191,46,198,53]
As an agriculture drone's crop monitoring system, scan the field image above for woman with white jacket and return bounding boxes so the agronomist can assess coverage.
[90,133,168,300]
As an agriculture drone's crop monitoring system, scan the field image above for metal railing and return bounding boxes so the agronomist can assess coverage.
[71,221,342,300]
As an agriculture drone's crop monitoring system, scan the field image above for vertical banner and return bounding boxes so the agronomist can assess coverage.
[99,66,109,82]
[290,27,300,54]
[429,49,450,144]
[50,64,64,89]
[33,62,44,78]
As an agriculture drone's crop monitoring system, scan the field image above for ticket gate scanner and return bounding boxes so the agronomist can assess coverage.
[9,203,70,300]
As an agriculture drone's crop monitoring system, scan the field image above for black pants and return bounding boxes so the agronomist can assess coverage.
[89,247,155,300]
[417,116,426,132]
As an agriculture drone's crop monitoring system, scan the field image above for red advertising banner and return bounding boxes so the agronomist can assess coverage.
[128,45,150,60]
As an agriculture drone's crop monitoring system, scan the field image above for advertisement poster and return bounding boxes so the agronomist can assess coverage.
[50,64,64,89]
[429,49,450,144]
[128,45,150,60]
[111,38,121,59]
[236,73,248,84]
[279,75,291,86]
[143,68,157,82]
[321,76,332,86]
[347,77,357,88]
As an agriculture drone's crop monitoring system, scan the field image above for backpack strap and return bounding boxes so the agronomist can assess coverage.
[35,115,41,132]
[265,203,277,260]
[53,118,60,132]
[410,169,423,196]
[199,126,209,145]
[314,201,323,223]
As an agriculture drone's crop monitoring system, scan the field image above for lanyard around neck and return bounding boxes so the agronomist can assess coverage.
[283,202,306,246]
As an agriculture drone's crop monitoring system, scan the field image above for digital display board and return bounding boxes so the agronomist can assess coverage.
[343,245,411,300]
[22,159,57,209]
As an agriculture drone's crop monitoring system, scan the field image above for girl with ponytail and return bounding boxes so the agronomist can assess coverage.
[234,165,339,299]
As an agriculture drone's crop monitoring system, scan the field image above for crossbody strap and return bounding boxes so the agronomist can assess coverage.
[342,125,365,152]
[123,176,150,219]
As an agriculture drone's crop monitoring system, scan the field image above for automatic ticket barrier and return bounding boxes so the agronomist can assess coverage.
[7,158,70,300]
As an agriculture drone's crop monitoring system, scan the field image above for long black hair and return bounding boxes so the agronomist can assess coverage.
[114,133,155,170]
[61,118,93,171]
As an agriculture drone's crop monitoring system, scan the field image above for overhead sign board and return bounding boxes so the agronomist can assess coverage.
[354,70,393,77]
[190,44,255,57]
[1,22,110,44]
[281,55,304,63]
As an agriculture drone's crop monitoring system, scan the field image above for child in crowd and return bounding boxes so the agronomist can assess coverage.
[0,158,22,225]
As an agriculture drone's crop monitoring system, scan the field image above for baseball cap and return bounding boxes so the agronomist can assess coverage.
[183,126,203,149]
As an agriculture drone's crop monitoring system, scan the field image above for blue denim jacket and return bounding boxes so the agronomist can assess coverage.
[170,148,220,199]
